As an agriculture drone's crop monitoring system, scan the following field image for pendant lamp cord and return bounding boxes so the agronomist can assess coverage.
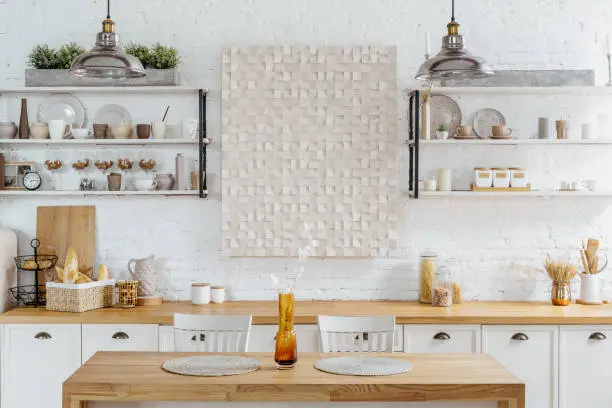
[451,0,455,22]
[107,0,111,19]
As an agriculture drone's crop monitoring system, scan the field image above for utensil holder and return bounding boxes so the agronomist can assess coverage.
[580,273,600,304]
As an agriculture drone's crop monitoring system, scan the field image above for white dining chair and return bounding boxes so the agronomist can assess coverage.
[317,315,396,353]
[173,313,252,352]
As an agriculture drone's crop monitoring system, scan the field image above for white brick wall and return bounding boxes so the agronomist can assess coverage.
[1,0,612,301]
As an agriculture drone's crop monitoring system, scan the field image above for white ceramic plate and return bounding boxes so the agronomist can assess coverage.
[94,104,132,125]
[473,108,506,138]
[162,356,262,377]
[429,94,462,137]
[314,356,412,376]
[38,94,86,127]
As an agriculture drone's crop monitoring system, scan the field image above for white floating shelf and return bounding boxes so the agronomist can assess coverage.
[410,139,612,146]
[0,190,200,197]
[418,190,612,198]
[407,86,612,96]
[0,138,198,146]
[0,86,206,94]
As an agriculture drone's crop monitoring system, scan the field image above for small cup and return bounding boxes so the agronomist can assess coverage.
[134,179,158,191]
[107,173,122,191]
[423,179,437,191]
[29,123,49,140]
[137,124,151,139]
[211,286,226,304]
[582,123,596,140]
[191,283,211,305]
[492,125,512,137]
[152,121,166,139]
[110,123,132,139]
[456,125,473,137]
[93,124,108,139]
[556,120,569,139]
[71,128,93,139]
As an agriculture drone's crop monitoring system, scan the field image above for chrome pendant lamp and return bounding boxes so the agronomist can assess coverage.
[416,0,493,81]
[70,0,145,79]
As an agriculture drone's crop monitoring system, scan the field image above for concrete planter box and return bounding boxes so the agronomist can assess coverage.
[25,68,179,87]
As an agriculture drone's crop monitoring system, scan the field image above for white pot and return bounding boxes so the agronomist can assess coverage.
[436,130,449,140]
[580,273,600,303]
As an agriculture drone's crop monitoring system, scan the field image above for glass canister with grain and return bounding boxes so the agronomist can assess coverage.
[419,252,437,304]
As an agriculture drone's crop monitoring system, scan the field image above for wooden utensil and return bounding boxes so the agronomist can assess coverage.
[587,239,600,273]
[36,206,95,284]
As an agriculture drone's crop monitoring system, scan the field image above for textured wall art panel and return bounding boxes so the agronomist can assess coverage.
[221,45,398,257]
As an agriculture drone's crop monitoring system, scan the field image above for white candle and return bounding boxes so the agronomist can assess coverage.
[426,30,431,57]
[437,168,452,192]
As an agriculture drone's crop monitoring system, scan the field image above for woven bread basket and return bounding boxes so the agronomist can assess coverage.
[46,280,115,312]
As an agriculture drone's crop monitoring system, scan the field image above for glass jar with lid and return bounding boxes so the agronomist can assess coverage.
[432,265,453,307]
[419,252,437,304]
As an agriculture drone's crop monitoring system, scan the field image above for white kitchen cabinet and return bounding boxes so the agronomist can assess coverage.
[483,325,558,408]
[404,324,481,353]
[560,326,612,408]
[1,324,81,408]
[82,324,159,362]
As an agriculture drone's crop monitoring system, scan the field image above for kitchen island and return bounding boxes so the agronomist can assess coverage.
[63,351,524,408]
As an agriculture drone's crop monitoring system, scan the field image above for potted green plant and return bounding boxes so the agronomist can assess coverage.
[436,124,449,140]
[25,42,180,87]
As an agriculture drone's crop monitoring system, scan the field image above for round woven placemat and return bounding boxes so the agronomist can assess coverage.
[314,356,412,376]
[162,356,262,377]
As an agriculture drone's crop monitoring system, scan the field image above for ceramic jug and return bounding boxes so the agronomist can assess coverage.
[128,255,156,297]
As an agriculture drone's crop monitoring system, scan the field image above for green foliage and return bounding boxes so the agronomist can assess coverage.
[56,43,86,69]
[125,43,152,67]
[148,43,179,69]
[438,124,447,132]
[27,45,59,69]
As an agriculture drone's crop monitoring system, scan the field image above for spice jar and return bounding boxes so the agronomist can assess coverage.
[492,167,510,188]
[419,252,437,304]
[473,167,492,188]
[432,266,453,307]
[509,167,528,188]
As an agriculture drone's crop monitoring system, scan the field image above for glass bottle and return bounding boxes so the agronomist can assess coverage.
[274,288,297,369]
[419,252,437,304]
[432,265,453,307]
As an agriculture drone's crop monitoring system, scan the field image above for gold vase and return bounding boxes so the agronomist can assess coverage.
[551,281,571,306]
[274,290,297,369]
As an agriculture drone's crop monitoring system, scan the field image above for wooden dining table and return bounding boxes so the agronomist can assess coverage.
[62,352,525,408]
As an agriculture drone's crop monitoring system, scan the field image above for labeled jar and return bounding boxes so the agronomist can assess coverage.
[419,252,437,304]
[492,167,510,188]
[432,266,453,308]
[473,167,492,188]
[509,167,528,188]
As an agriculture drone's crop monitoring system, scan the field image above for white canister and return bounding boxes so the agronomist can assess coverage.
[437,168,452,192]
[211,286,226,304]
[473,167,492,188]
[191,283,211,305]
[423,179,437,191]
[492,168,511,188]
[509,167,528,188]
[580,273,600,303]
[582,123,596,140]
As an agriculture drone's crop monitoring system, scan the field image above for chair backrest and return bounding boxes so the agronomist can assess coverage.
[317,315,396,353]
[173,314,252,352]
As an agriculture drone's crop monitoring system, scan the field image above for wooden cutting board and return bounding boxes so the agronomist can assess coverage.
[36,206,95,284]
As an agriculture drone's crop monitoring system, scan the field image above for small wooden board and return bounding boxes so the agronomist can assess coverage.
[576,299,603,306]
[471,184,531,192]
[137,296,163,306]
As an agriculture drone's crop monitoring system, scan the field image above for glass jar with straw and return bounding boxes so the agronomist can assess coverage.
[545,255,577,306]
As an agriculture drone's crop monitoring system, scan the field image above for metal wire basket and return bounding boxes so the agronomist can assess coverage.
[10,239,57,307]
[9,285,47,306]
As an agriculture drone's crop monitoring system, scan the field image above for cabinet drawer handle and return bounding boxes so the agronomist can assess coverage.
[200,333,206,342]
[589,332,607,340]
[354,333,369,341]
[511,333,529,341]
[112,332,130,340]
[433,332,451,340]
[191,334,197,341]
[34,331,52,340]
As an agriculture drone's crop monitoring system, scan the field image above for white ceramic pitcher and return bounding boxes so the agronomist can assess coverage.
[128,255,156,297]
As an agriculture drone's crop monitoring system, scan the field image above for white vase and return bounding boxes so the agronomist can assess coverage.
[580,273,600,303]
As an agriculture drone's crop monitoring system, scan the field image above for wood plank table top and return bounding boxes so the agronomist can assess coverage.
[63,352,524,408]
[5,300,612,325]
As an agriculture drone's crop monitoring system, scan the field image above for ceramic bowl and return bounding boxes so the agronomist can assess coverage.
[110,124,132,139]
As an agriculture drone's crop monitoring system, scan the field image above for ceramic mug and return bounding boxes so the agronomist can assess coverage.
[182,119,198,140]
[136,124,151,139]
[0,122,18,139]
[93,124,108,139]
[455,125,473,137]
[110,123,132,139]
[152,121,166,139]
[48,119,72,140]
[492,125,512,137]
[134,179,158,191]
[71,128,93,139]
[29,123,49,140]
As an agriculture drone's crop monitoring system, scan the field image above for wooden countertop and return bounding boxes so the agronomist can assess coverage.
[5,300,612,325]
[63,352,524,407]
